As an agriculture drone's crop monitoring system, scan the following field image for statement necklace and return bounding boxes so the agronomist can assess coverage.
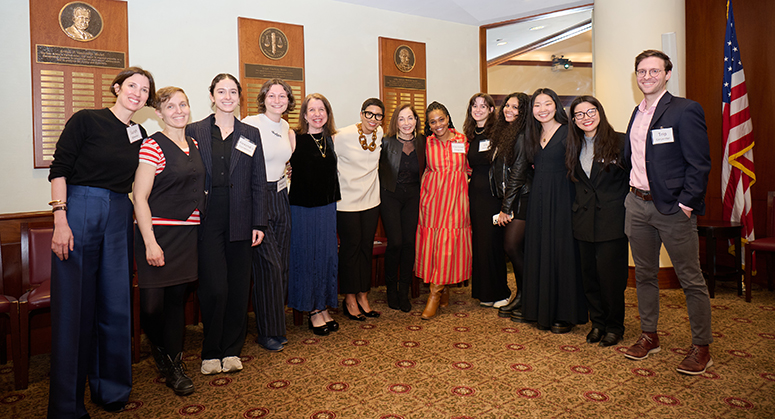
[311,133,326,158]
[357,123,378,152]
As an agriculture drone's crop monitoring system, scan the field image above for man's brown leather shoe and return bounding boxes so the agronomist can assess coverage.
[624,332,661,360]
[676,344,713,375]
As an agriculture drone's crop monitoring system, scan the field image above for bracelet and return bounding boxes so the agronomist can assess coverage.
[48,200,67,206]
[52,205,67,213]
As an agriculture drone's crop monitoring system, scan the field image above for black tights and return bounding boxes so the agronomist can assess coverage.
[503,219,526,290]
[140,283,190,355]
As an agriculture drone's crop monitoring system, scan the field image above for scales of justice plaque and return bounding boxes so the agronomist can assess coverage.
[379,38,426,129]
[30,0,129,168]
[238,18,305,127]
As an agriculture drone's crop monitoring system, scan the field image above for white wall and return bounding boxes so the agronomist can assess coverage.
[0,0,480,213]
[593,0,686,133]
[488,65,592,97]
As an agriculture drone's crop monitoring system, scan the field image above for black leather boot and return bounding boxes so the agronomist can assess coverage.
[386,278,400,310]
[398,283,412,313]
[165,353,195,396]
[498,291,522,318]
[151,344,169,376]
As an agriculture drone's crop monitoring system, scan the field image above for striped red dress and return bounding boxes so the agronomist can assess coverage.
[415,129,472,285]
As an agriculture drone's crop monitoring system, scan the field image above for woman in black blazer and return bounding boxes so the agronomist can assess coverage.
[378,103,426,312]
[186,73,268,375]
[565,95,629,347]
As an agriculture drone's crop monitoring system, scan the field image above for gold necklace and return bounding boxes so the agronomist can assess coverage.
[475,126,485,135]
[357,123,378,152]
[310,133,326,158]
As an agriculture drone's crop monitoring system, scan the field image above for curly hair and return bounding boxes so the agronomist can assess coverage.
[424,101,455,137]
[488,92,529,164]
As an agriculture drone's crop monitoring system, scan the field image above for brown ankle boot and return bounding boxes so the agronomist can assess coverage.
[439,286,449,307]
[421,283,445,320]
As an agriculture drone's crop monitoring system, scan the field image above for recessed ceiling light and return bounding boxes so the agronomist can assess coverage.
[497,41,507,46]
[529,25,545,31]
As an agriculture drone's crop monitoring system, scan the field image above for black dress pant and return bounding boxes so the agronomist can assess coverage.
[380,183,420,287]
[198,189,252,360]
[578,237,628,335]
[337,206,380,294]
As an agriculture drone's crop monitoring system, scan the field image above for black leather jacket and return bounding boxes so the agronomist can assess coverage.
[378,135,426,192]
[489,132,532,215]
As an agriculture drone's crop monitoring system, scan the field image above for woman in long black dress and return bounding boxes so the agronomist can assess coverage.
[464,93,510,307]
[566,96,629,347]
[520,88,587,334]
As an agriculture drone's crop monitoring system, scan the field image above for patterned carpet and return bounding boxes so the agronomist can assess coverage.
[1,277,774,419]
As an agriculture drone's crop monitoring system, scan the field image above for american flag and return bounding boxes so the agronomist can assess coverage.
[721,0,755,245]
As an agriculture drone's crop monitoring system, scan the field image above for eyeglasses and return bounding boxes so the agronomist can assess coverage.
[573,108,598,120]
[362,111,384,121]
[636,69,663,78]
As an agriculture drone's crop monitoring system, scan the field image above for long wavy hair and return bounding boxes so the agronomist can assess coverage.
[524,88,568,163]
[488,92,529,164]
[424,101,455,137]
[565,95,622,182]
[463,93,495,141]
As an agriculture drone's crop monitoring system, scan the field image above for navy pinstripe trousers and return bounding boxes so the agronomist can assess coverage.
[252,181,291,337]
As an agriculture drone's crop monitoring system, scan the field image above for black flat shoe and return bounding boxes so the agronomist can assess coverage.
[599,332,623,347]
[586,327,604,344]
[498,292,522,318]
[309,311,331,336]
[357,302,380,318]
[510,309,532,323]
[551,321,573,334]
[342,301,366,321]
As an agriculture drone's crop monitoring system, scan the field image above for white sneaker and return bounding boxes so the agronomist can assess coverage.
[493,298,510,308]
[201,359,222,375]
[221,356,243,373]
[479,301,494,307]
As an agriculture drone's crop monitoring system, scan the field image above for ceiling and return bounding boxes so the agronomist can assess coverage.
[333,0,593,65]
[332,0,591,26]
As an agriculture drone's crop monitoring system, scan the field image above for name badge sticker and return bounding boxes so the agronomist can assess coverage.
[236,136,257,156]
[651,127,674,145]
[127,124,143,143]
[478,139,491,152]
[451,142,466,154]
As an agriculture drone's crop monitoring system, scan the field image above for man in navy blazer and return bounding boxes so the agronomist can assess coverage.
[622,50,713,375]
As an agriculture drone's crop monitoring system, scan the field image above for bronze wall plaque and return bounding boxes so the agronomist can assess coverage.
[59,1,103,41]
[259,27,289,60]
[239,18,305,126]
[394,45,415,73]
[244,64,303,82]
[379,37,427,129]
[36,44,125,68]
[30,0,128,168]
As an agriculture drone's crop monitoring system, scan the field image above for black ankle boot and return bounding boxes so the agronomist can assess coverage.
[151,344,169,376]
[498,291,522,318]
[386,280,400,310]
[398,283,412,313]
[165,353,194,396]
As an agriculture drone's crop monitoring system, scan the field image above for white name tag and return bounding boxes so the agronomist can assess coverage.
[451,142,466,154]
[651,127,674,145]
[277,176,287,192]
[478,139,491,152]
[236,136,256,156]
[127,124,143,143]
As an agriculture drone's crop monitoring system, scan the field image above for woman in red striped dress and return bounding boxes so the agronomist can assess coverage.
[416,101,472,320]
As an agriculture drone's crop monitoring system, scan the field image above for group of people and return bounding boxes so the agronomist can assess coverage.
[46,48,713,418]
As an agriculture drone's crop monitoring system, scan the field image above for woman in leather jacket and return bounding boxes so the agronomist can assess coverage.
[378,104,426,312]
[487,92,532,319]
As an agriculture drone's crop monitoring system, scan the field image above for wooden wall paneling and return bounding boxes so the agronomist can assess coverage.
[686,0,775,282]
[378,37,427,130]
[237,18,305,127]
[479,26,488,93]
[29,0,129,168]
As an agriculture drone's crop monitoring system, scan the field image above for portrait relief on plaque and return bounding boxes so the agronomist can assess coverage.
[59,2,103,41]
[394,45,415,73]
[259,27,289,60]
